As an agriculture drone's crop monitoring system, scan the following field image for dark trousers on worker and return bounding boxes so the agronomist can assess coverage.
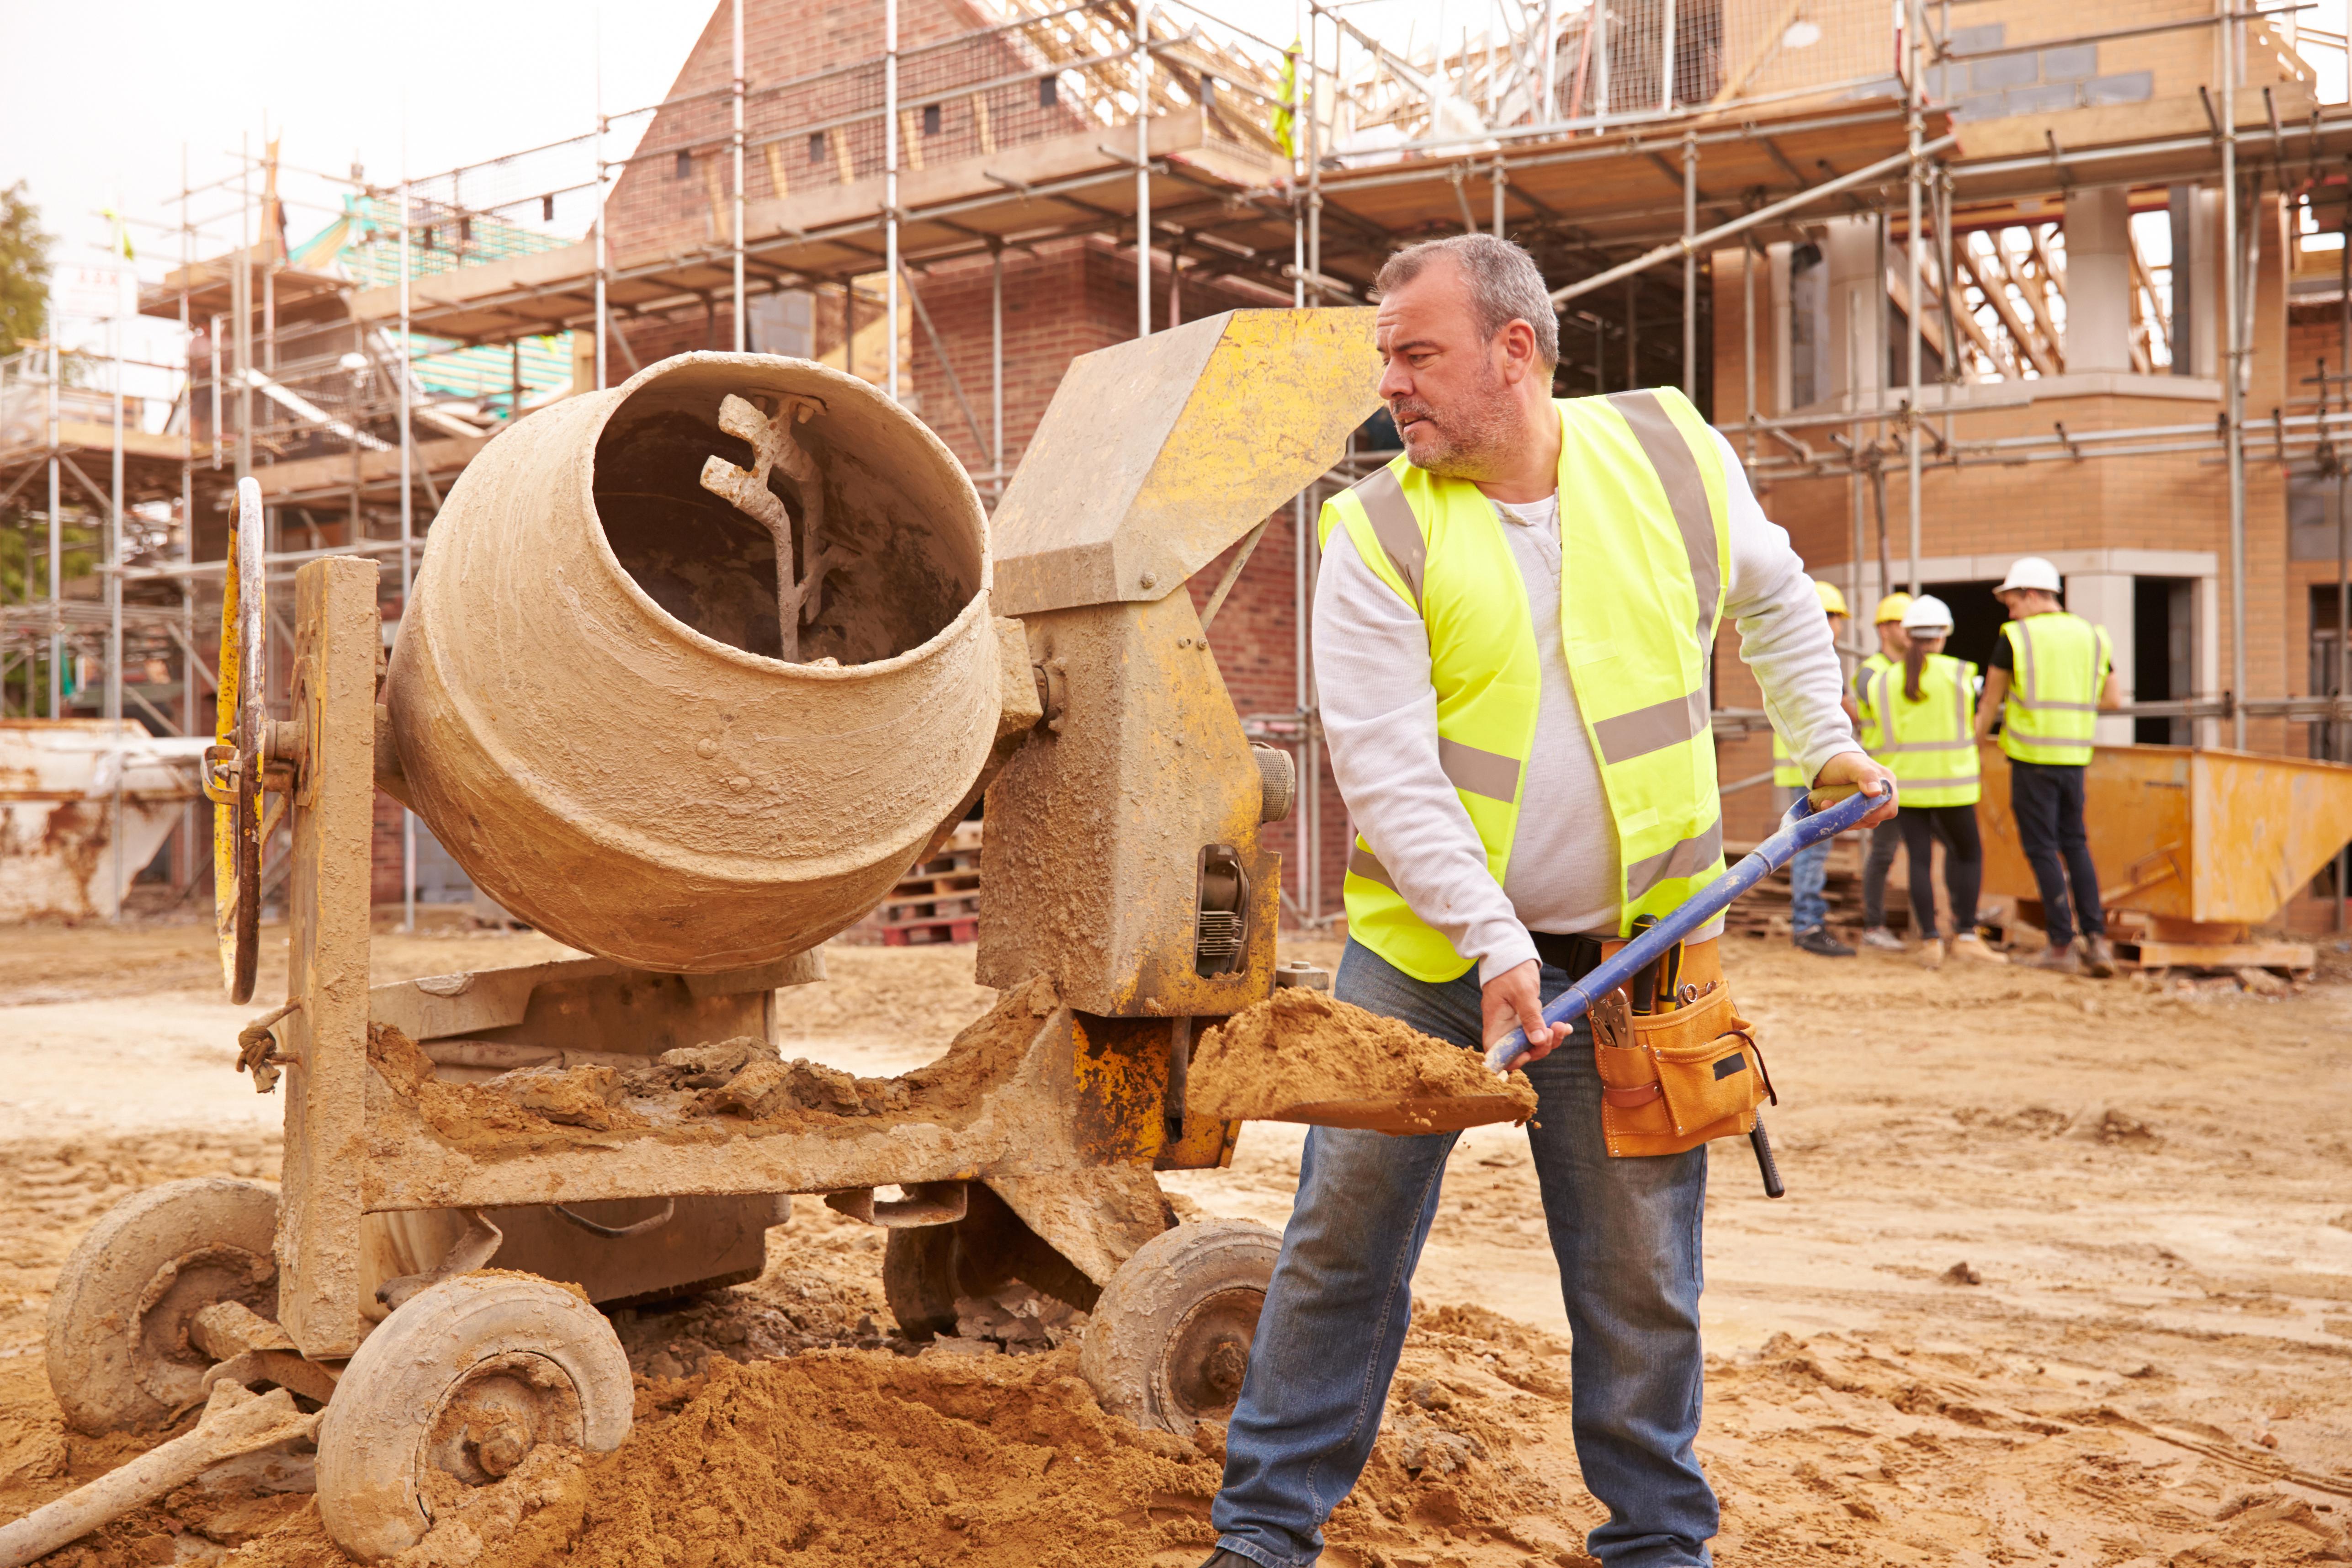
[1860,819,1901,929]
[1212,939,1715,1568]
[1895,803,1983,941]
[2010,759,2104,945]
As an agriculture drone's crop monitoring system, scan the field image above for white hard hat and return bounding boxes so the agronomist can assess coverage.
[1901,594,1954,633]
[1997,556,2062,595]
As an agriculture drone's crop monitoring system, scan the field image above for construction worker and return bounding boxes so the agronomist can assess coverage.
[1773,578,1858,956]
[1867,595,2007,967]
[1855,593,1912,953]
[1201,234,1895,1568]
[1975,556,2124,976]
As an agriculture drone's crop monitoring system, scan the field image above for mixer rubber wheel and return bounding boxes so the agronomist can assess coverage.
[316,1272,632,1562]
[881,1183,1100,1342]
[1077,1218,1279,1434]
[46,1177,281,1436]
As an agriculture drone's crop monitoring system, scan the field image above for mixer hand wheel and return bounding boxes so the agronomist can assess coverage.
[202,478,267,1004]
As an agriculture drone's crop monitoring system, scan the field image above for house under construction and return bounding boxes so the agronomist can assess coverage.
[4,0,2350,934]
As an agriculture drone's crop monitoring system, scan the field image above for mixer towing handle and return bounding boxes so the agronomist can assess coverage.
[1485,781,1893,1074]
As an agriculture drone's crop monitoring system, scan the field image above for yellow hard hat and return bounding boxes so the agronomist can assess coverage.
[1874,592,1914,624]
[1811,578,1849,618]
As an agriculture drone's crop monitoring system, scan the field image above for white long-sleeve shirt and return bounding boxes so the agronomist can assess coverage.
[1315,425,1856,984]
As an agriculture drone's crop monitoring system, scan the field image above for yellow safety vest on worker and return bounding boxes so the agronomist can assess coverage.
[1998,611,2110,766]
[1859,654,1980,808]
[1852,652,1895,752]
[1319,388,1731,982]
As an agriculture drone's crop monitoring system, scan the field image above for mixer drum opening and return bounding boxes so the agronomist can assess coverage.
[383,352,1001,973]
[593,367,981,666]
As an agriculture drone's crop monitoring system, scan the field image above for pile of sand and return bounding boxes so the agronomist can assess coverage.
[1188,988,1537,1127]
[188,1309,1574,1568]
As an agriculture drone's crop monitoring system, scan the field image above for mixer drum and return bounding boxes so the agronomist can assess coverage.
[384,352,999,973]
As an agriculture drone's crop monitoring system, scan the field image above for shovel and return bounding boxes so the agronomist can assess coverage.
[1485,783,1892,1074]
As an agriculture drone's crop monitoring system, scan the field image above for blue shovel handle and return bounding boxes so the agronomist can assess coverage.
[1485,781,1893,1074]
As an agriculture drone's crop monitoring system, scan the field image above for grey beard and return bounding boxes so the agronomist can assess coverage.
[1396,372,1522,480]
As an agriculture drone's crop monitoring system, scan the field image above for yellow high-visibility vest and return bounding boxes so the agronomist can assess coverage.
[1998,612,2110,766]
[1853,652,1895,752]
[1319,388,1731,982]
[1861,654,1980,808]
[1770,731,1804,789]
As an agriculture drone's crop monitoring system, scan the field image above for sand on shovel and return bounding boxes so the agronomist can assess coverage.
[1189,988,1539,1135]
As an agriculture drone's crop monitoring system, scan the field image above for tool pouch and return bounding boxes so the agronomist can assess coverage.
[1594,982,1776,1158]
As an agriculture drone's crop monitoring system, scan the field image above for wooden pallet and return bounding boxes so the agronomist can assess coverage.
[840,820,984,946]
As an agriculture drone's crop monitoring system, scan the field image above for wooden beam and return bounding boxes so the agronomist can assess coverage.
[2003,229,2066,373]
[1950,243,2033,379]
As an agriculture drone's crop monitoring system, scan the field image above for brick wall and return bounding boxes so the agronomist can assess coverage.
[602,0,1089,261]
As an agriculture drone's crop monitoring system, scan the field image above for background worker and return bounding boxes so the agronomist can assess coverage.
[1855,594,1911,954]
[1773,578,1862,957]
[1869,595,2006,968]
[1201,234,1895,1568]
[1975,556,2124,977]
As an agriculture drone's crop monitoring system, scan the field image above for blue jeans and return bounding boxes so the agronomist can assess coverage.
[1211,939,1716,1568]
[1782,784,1829,933]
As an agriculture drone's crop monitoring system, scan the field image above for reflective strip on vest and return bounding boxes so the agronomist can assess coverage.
[1348,466,1427,609]
[1999,613,2108,765]
[1877,656,1981,807]
[1438,737,1522,801]
[1597,687,1712,765]
[1322,388,1731,982]
[1851,654,1895,754]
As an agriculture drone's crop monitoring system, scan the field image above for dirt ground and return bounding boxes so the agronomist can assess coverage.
[3,915,2351,1566]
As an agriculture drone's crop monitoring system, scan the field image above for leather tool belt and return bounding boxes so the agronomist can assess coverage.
[1587,937,1776,1158]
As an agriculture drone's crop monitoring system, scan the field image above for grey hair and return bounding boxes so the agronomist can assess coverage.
[1374,234,1560,370]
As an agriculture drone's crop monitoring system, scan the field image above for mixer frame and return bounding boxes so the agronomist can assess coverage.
[26,321,1385,1560]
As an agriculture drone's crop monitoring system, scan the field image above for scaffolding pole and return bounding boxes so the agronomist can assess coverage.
[400,171,417,932]
[733,0,747,353]
[1905,0,1924,594]
[180,143,197,891]
[47,334,60,718]
[1681,130,1695,399]
[991,244,1004,497]
[2339,207,2348,927]
[2223,0,2247,749]
[886,0,901,399]
[595,9,609,393]
[1139,2,1154,337]
[109,302,125,916]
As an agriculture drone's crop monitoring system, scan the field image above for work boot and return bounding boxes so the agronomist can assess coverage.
[2081,934,2118,978]
[2026,944,2076,973]
[1793,925,1855,958]
[1860,925,1906,953]
[1916,938,1946,971]
[1195,1553,1259,1568]
[1950,932,2009,965]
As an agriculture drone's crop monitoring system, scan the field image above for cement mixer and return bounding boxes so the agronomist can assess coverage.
[9,313,1379,1566]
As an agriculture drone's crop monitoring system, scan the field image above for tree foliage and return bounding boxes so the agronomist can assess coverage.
[0,181,53,361]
